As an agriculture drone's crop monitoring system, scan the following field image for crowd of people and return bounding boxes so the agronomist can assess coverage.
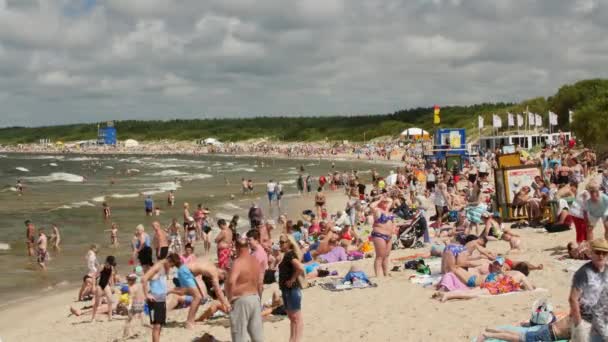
[15,134,608,342]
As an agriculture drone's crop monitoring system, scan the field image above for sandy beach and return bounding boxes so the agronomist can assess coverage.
[0,188,588,342]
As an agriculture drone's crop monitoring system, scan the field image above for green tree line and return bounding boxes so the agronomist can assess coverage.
[0,79,605,147]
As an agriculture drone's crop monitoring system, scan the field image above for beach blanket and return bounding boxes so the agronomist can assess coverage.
[470,325,568,342]
[319,278,378,292]
[479,288,548,298]
[408,274,442,288]
[391,253,431,262]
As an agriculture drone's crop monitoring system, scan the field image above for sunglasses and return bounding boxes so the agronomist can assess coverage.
[279,240,289,245]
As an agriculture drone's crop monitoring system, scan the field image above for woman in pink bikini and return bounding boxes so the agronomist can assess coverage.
[370,195,395,277]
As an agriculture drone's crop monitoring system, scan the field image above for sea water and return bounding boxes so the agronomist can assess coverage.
[0,153,390,304]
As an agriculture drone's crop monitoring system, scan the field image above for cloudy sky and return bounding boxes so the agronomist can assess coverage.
[0,0,605,127]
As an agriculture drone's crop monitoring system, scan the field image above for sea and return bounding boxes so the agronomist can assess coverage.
[0,153,391,306]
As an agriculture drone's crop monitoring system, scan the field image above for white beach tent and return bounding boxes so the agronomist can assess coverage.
[124,139,140,148]
[400,128,430,139]
[203,138,222,146]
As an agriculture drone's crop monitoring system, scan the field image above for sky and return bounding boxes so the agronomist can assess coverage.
[0,0,606,127]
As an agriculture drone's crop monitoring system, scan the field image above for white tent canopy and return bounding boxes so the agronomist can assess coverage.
[400,128,429,137]
[124,139,139,147]
[203,138,222,146]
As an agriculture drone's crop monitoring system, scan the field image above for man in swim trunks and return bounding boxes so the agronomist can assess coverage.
[37,227,49,270]
[152,221,169,260]
[227,238,263,342]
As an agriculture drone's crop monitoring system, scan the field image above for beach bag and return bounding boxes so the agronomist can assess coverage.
[529,299,555,326]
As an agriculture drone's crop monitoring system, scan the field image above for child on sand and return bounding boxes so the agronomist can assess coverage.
[123,273,146,338]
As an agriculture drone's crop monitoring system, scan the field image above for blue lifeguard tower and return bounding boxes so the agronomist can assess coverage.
[97,121,117,145]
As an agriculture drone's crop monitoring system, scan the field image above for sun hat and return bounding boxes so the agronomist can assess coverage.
[590,239,608,253]
[493,256,505,266]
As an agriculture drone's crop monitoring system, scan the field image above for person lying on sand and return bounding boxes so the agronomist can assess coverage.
[480,213,522,253]
[565,241,592,260]
[478,314,570,342]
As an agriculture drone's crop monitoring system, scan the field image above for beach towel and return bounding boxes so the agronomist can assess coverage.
[466,204,487,224]
[408,274,442,288]
[437,272,469,292]
[470,325,568,342]
[319,280,378,292]
[391,253,432,262]
[479,287,548,298]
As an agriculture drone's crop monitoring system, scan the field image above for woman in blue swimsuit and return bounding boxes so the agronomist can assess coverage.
[370,196,395,277]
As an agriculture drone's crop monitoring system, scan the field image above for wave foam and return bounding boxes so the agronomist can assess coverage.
[104,166,114,169]
[182,173,213,181]
[25,172,84,183]
[15,167,29,172]
[92,196,106,202]
[110,193,140,199]
[279,179,296,185]
[49,163,58,167]
[142,181,181,196]
[0,242,10,251]
[150,170,188,177]
[67,157,99,161]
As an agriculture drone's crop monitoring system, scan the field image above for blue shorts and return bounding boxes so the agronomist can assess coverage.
[177,265,197,289]
[523,325,552,342]
[281,287,302,312]
[267,191,275,201]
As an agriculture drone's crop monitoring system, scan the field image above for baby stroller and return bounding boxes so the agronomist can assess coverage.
[393,210,426,249]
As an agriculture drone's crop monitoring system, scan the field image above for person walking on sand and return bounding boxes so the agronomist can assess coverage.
[141,257,167,342]
[278,234,305,342]
[275,181,284,209]
[25,219,36,257]
[36,227,49,270]
[584,183,608,241]
[91,256,116,322]
[314,187,326,219]
[152,221,169,260]
[227,238,263,342]
[370,195,395,277]
[246,229,268,297]
[569,239,608,341]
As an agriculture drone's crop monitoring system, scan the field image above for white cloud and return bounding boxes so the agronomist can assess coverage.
[0,0,606,126]
[37,70,85,86]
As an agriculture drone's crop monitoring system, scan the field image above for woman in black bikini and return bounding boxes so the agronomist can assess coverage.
[91,255,116,322]
[314,187,326,219]
[370,196,395,277]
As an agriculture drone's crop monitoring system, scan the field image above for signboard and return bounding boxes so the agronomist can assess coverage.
[503,166,542,203]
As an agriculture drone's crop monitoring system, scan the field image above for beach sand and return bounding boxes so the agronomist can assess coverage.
[0,190,587,342]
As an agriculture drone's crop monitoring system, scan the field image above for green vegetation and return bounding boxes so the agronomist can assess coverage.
[0,79,605,146]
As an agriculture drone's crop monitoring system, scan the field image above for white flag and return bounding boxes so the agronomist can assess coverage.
[569,110,574,123]
[535,113,542,127]
[493,114,502,128]
[507,113,514,127]
[517,114,524,127]
[528,111,535,125]
[478,115,484,129]
[549,111,558,125]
